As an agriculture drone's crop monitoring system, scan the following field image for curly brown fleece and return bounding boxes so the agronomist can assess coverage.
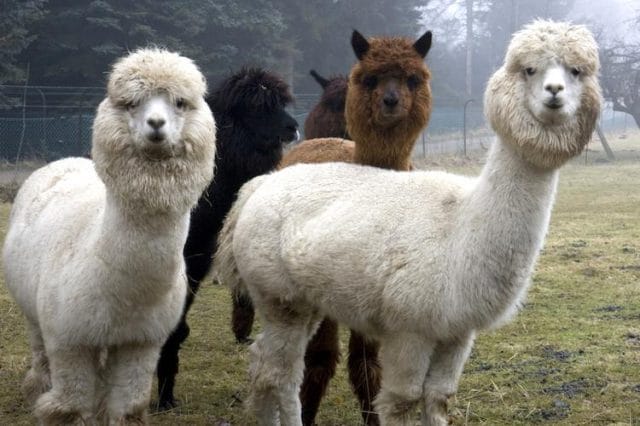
[346,35,432,170]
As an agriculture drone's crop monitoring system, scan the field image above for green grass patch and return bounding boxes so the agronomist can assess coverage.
[1,158,639,424]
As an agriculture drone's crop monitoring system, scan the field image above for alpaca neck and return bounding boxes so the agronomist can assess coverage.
[353,131,415,170]
[449,137,559,329]
[95,191,188,299]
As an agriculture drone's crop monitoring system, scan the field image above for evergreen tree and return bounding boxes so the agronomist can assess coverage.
[0,0,45,84]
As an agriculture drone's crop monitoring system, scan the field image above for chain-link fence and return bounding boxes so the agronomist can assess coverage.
[0,85,103,162]
[0,85,635,165]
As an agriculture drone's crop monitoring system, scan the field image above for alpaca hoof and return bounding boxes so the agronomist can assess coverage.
[22,369,51,406]
[236,336,254,345]
[113,412,148,425]
[35,392,87,425]
[154,397,180,412]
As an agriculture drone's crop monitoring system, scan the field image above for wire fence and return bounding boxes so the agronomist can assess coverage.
[0,85,102,162]
[0,85,636,165]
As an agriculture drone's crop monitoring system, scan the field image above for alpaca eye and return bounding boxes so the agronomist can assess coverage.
[362,75,378,89]
[176,98,187,109]
[407,75,422,90]
[124,101,138,111]
[570,67,581,77]
[524,67,536,76]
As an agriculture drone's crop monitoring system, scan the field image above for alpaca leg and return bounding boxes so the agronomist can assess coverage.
[374,335,434,426]
[22,323,51,406]
[34,346,99,425]
[420,333,475,426]
[156,316,190,410]
[299,318,340,426]
[231,287,255,343]
[347,330,381,426]
[156,275,198,409]
[104,343,161,425]
[249,303,320,426]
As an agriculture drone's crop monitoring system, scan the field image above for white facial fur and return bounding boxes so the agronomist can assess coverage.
[524,59,583,125]
[128,93,186,154]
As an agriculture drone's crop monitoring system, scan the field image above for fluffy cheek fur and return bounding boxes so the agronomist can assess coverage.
[92,98,216,214]
[485,68,601,170]
[409,84,432,132]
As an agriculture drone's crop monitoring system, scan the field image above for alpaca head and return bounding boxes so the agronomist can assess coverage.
[208,67,299,151]
[485,20,602,169]
[345,30,432,168]
[310,70,348,113]
[92,47,216,214]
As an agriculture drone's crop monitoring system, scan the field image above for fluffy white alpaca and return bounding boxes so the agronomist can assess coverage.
[3,48,215,425]
[215,20,601,426]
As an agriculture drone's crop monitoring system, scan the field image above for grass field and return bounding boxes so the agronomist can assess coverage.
[0,134,639,425]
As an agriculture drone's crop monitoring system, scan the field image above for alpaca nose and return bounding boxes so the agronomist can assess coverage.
[383,92,399,107]
[147,117,166,130]
[545,83,564,95]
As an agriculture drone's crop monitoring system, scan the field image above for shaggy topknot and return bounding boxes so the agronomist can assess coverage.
[209,67,294,115]
[107,47,208,108]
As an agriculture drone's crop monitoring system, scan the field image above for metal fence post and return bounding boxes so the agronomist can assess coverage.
[463,98,475,157]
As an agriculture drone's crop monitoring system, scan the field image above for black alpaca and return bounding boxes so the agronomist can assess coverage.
[304,70,349,140]
[156,67,299,409]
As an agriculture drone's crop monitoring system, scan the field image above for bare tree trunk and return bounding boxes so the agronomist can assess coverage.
[595,124,615,161]
[511,0,519,33]
[466,0,473,97]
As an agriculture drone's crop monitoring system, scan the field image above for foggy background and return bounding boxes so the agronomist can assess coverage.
[1,0,639,161]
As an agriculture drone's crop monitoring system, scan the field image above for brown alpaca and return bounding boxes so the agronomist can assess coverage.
[303,70,350,140]
[231,29,432,426]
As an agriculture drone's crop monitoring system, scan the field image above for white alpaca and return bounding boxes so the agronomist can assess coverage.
[3,48,215,425]
[215,20,602,426]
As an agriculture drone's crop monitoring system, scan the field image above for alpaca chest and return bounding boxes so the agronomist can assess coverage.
[38,270,187,347]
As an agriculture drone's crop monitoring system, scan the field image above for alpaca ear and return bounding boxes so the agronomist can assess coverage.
[310,69,329,89]
[351,30,370,60]
[413,31,432,58]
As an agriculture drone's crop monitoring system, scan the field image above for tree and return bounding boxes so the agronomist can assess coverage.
[0,0,45,84]
[18,0,288,87]
[9,0,427,91]
[277,0,427,92]
[601,42,640,128]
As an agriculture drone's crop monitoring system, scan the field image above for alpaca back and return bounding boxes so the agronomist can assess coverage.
[278,138,355,168]
[3,158,102,320]
[222,162,473,334]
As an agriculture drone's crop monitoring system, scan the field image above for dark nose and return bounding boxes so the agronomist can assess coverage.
[286,115,299,132]
[383,92,399,108]
[545,83,564,95]
[147,117,166,129]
